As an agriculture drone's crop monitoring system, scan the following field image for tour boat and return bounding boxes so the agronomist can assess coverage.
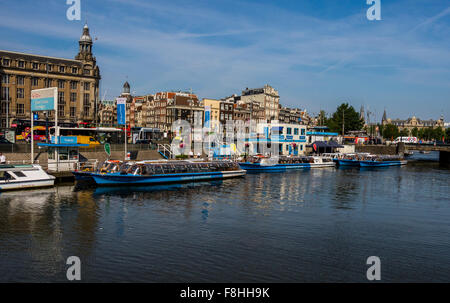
[359,156,407,167]
[238,156,335,172]
[89,160,246,186]
[72,160,124,181]
[0,164,56,191]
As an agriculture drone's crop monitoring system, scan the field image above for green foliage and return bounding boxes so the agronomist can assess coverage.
[399,129,410,137]
[175,154,189,159]
[326,103,364,135]
[382,124,399,140]
[411,127,419,137]
[418,127,445,141]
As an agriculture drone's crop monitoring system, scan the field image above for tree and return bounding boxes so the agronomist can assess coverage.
[399,129,409,137]
[326,103,364,135]
[382,124,399,140]
[317,110,328,126]
[411,127,419,137]
[446,128,450,143]
[432,127,445,141]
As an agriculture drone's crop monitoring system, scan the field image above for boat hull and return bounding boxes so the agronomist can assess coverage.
[0,178,55,191]
[90,170,247,186]
[72,171,95,181]
[238,162,335,172]
[336,159,360,166]
[359,160,407,167]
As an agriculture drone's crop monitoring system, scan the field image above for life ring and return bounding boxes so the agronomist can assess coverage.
[313,144,317,152]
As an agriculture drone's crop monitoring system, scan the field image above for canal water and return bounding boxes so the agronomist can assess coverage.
[0,152,449,282]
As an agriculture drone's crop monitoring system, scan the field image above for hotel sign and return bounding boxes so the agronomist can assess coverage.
[31,88,57,112]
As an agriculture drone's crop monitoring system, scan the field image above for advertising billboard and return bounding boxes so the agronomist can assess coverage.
[116,97,127,125]
[31,87,57,112]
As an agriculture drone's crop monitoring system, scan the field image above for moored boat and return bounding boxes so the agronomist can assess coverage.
[72,160,123,181]
[359,156,407,167]
[238,156,335,172]
[0,164,55,191]
[89,160,246,186]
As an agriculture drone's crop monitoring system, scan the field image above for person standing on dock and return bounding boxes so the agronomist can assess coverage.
[0,153,6,164]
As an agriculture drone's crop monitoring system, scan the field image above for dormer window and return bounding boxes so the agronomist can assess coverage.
[3,59,10,67]
[59,66,65,73]
[32,62,39,70]
[72,67,78,74]
[47,64,53,72]
[18,61,25,68]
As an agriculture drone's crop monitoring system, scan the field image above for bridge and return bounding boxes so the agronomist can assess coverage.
[356,143,450,166]
[404,143,450,152]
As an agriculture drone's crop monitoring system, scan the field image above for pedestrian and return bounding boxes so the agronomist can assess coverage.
[0,153,6,164]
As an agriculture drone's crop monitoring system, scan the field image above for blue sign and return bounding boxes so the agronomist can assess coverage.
[116,98,126,125]
[33,113,39,120]
[51,136,78,144]
[204,106,211,128]
[31,88,56,111]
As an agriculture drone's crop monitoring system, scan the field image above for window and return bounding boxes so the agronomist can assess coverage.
[46,64,53,72]
[84,82,90,90]
[32,62,39,70]
[2,74,9,84]
[83,69,90,75]
[1,103,6,114]
[72,67,78,74]
[58,105,65,117]
[17,88,24,99]
[17,76,24,85]
[287,128,292,135]
[17,103,24,114]
[83,93,90,105]
[294,128,299,135]
[45,79,53,87]
[13,171,27,178]
[18,61,25,68]
[58,80,65,89]
[59,66,65,73]
[83,107,90,116]
[301,129,306,136]
[70,92,77,102]
[70,107,76,117]
[70,81,77,89]
[3,59,10,66]
[58,92,65,103]
[1,87,9,100]
[32,77,39,86]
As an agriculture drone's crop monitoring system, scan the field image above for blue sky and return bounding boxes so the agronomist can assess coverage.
[0,0,449,121]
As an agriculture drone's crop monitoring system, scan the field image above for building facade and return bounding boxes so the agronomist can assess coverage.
[240,84,280,122]
[0,24,100,128]
[382,110,445,133]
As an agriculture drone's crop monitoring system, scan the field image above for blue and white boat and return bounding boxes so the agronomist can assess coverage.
[0,164,55,191]
[359,156,407,167]
[238,156,335,172]
[72,160,124,181]
[89,160,246,186]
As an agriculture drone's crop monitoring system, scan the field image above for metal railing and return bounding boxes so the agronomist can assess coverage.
[157,144,173,159]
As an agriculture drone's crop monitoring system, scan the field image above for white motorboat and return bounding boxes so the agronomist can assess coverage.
[0,164,56,191]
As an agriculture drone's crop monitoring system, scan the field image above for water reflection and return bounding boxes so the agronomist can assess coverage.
[0,160,449,282]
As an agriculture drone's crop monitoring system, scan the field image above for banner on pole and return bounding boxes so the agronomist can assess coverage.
[31,88,57,111]
[116,98,126,125]
[204,106,211,129]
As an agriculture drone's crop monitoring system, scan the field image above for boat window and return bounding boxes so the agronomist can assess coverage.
[0,171,15,180]
[13,171,27,178]
[154,165,164,174]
